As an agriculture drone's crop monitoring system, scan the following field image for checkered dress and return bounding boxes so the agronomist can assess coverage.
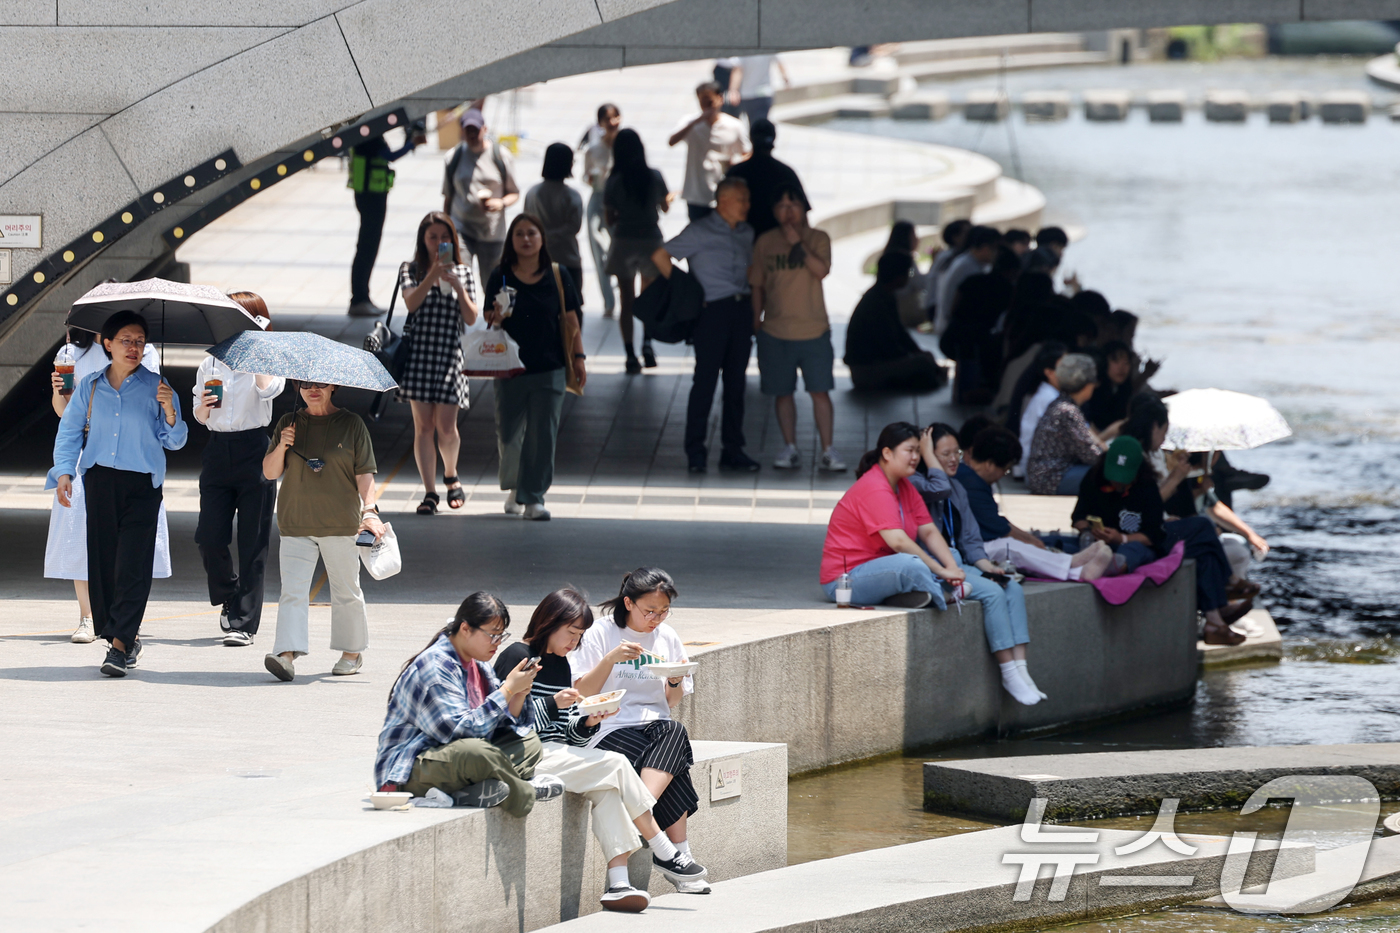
[396,262,473,408]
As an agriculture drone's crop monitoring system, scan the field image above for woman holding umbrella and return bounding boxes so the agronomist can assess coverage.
[262,380,385,681]
[48,310,187,678]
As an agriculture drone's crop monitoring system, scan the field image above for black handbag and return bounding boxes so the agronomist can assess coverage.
[364,261,411,420]
[632,266,705,344]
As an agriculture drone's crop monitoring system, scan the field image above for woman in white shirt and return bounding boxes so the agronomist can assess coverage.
[571,567,709,894]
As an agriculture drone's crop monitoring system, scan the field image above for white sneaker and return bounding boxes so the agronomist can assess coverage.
[332,654,363,676]
[504,490,523,515]
[674,878,712,894]
[223,630,254,647]
[523,503,551,521]
[600,884,650,912]
[819,448,847,472]
[773,445,800,469]
[71,617,95,644]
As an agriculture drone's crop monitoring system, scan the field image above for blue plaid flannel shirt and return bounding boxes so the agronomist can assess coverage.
[374,634,533,787]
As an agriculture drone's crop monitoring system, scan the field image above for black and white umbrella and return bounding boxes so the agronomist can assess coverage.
[66,278,265,347]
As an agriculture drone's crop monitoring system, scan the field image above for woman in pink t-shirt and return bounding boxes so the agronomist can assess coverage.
[820,422,965,609]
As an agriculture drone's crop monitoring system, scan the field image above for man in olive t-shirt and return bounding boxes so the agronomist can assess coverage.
[749,187,845,473]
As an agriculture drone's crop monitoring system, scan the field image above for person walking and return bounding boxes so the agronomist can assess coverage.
[750,186,844,473]
[347,130,416,317]
[262,380,384,681]
[723,119,807,237]
[483,214,587,521]
[725,54,790,126]
[604,128,672,374]
[524,143,586,314]
[48,310,187,678]
[651,176,758,473]
[192,291,285,647]
[46,326,172,645]
[443,108,519,289]
[399,211,479,515]
[582,104,620,318]
[668,81,749,221]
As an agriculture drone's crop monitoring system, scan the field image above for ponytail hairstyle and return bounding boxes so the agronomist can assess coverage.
[854,421,922,478]
[601,567,678,627]
[522,587,594,655]
[390,592,509,698]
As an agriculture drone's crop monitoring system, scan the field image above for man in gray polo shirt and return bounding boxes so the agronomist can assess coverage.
[652,176,758,473]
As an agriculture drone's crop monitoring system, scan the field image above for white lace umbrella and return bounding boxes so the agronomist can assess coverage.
[1163,388,1291,451]
[66,278,264,346]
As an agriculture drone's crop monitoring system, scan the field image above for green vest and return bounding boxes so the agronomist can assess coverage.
[348,153,395,194]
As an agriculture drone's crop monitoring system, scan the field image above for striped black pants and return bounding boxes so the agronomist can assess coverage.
[595,720,698,831]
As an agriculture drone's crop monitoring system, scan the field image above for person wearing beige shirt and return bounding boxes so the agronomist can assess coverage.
[749,187,845,472]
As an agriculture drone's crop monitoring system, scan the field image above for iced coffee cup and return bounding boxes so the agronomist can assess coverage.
[205,378,224,409]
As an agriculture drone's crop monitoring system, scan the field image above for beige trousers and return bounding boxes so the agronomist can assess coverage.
[536,742,657,862]
[273,534,368,657]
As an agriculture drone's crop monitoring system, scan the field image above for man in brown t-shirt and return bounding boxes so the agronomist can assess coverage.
[749,187,845,472]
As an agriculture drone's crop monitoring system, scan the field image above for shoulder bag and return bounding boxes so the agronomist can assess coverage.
[364,262,413,419]
[551,263,583,396]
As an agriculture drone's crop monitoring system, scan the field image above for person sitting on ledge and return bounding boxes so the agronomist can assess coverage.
[908,423,1044,705]
[819,422,965,610]
[844,252,946,393]
[1026,352,1104,495]
[954,424,1113,582]
[1071,436,1253,646]
[494,587,701,913]
[571,568,712,895]
[374,592,564,817]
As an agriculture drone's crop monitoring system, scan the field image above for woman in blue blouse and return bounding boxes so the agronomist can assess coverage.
[48,310,187,678]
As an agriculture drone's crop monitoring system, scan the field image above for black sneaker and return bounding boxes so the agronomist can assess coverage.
[687,455,707,474]
[653,850,707,884]
[452,779,510,809]
[125,638,144,669]
[600,884,650,912]
[625,355,642,375]
[719,451,761,472]
[100,646,128,678]
[883,591,932,609]
[531,774,566,801]
[642,344,657,368]
[219,605,234,632]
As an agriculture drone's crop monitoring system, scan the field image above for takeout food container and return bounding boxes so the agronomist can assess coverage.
[369,791,413,810]
[578,689,626,715]
[643,661,698,679]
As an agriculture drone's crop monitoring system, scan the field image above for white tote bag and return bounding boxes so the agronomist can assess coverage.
[359,522,402,580]
[461,323,525,378]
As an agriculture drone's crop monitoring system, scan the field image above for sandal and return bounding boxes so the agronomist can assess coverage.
[416,492,440,515]
[445,477,465,510]
[1202,620,1246,646]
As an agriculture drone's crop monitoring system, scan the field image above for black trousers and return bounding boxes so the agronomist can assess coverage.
[352,191,389,304]
[196,429,275,632]
[85,465,162,648]
[684,294,753,459]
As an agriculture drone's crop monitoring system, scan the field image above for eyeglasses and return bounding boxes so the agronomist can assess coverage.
[289,449,325,473]
[113,337,147,349]
[638,607,671,622]
[482,628,511,645]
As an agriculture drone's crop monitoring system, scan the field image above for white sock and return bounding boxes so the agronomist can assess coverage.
[781,443,798,457]
[1015,659,1048,700]
[607,866,630,889]
[1000,661,1041,706]
[648,832,679,861]
[675,840,691,856]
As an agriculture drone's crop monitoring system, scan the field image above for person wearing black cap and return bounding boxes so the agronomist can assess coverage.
[724,119,808,237]
[525,143,586,313]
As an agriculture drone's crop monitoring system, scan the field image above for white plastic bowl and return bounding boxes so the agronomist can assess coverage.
[369,791,413,810]
[578,689,627,715]
[643,661,698,679]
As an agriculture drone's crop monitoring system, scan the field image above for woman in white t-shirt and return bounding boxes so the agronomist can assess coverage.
[570,567,708,894]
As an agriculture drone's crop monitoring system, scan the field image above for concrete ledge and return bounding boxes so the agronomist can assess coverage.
[532,825,1312,933]
[1267,90,1311,123]
[0,741,785,933]
[1084,89,1132,121]
[1146,89,1186,122]
[677,572,1197,775]
[890,89,951,121]
[1198,608,1282,669]
[1366,51,1400,91]
[1022,91,1071,121]
[923,743,1400,822]
[770,94,891,126]
[1204,90,1250,123]
[1320,90,1372,123]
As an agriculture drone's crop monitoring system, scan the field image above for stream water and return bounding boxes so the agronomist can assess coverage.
[794,57,1400,928]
